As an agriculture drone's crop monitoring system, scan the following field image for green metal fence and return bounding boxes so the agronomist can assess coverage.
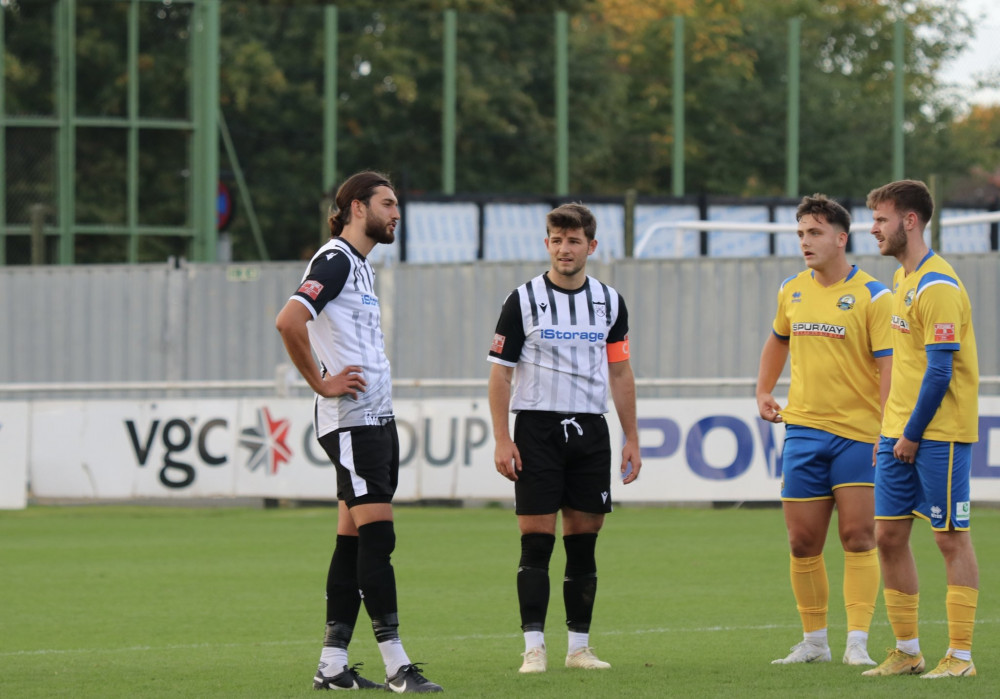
[2,2,917,265]
[1,0,221,264]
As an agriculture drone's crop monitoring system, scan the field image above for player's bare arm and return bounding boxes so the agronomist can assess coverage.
[609,358,641,484]
[275,300,367,399]
[873,354,893,465]
[875,356,893,413]
[322,365,368,400]
[755,333,789,423]
[488,362,522,481]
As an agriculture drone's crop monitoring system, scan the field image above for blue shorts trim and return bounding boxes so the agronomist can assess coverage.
[874,437,972,531]
[780,425,875,500]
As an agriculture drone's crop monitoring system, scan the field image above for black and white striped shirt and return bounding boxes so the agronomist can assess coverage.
[290,237,393,435]
[488,273,629,415]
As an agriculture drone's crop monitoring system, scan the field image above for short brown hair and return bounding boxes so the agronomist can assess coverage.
[546,202,597,241]
[866,180,933,225]
[327,170,394,237]
[796,194,851,232]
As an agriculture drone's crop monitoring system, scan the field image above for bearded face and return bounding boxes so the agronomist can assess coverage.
[359,186,398,245]
[364,207,396,245]
[881,220,907,258]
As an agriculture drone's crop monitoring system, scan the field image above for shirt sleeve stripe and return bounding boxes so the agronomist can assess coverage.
[915,272,958,299]
[289,294,318,319]
[487,356,518,368]
[865,279,891,302]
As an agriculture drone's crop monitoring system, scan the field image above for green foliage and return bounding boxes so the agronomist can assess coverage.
[593,0,985,198]
[2,504,1000,697]
[3,0,996,263]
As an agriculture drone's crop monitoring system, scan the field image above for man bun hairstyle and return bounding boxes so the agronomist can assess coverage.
[546,202,597,241]
[865,179,933,224]
[327,170,394,237]
[796,193,851,233]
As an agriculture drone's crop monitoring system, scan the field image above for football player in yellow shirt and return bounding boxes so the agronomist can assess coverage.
[757,194,892,667]
[862,180,980,680]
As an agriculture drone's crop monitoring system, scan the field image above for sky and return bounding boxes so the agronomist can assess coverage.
[941,0,1000,105]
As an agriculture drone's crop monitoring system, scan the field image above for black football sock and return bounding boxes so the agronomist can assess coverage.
[518,532,556,632]
[563,533,598,633]
[325,534,362,642]
[357,520,400,642]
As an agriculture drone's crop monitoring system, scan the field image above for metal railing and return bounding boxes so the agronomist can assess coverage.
[633,211,1000,258]
[6,374,1000,397]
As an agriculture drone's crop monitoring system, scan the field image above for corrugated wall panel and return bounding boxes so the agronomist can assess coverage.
[181,262,304,381]
[954,257,1000,383]
[388,260,545,384]
[2,255,997,397]
[1,264,175,384]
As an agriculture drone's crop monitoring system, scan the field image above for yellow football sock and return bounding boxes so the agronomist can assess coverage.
[946,585,978,652]
[790,553,828,633]
[883,588,919,641]
[843,548,880,632]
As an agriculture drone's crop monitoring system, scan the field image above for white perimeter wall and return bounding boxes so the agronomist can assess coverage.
[3,396,1000,509]
[0,401,28,508]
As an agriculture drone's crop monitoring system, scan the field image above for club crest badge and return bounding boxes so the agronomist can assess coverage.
[836,294,855,311]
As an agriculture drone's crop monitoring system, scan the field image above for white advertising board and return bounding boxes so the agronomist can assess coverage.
[0,402,29,509]
[23,396,1000,504]
[27,398,505,501]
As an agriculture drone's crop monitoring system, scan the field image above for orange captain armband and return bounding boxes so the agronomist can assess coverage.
[607,337,630,363]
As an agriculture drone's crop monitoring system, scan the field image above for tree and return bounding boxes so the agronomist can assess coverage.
[585,0,980,199]
[4,0,995,264]
[946,105,1000,203]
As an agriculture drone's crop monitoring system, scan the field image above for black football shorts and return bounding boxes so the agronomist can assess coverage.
[512,411,612,515]
[318,419,399,506]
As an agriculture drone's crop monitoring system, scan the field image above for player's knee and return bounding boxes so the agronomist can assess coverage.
[787,530,824,558]
[840,527,876,552]
[519,532,556,570]
[329,534,360,577]
[563,532,598,576]
[357,520,396,574]
[874,526,908,552]
[933,529,973,560]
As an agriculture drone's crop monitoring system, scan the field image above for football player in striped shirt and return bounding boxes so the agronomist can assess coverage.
[487,202,642,674]
[862,180,980,680]
[757,194,892,668]
[276,171,441,693]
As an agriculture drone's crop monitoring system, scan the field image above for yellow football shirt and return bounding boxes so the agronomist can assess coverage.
[882,251,979,442]
[772,266,893,442]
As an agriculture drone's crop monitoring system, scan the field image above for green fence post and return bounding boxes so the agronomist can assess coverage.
[555,10,569,196]
[56,0,77,264]
[672,16,685,197]
[30,204,47,265]
[785,17,801,199]
[893,19,905,180]
[324,5,338,193]
[0,4,6,265]
[442,9,457,195]
[127,0,140,262]
[192,0,220,262]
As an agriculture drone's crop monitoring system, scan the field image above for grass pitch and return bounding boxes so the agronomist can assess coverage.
[1,503,998,697]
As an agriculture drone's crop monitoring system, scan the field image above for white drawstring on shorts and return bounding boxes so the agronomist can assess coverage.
[560,417,583,443]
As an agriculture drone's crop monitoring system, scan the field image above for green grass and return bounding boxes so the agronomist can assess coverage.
[1,504,998,697]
